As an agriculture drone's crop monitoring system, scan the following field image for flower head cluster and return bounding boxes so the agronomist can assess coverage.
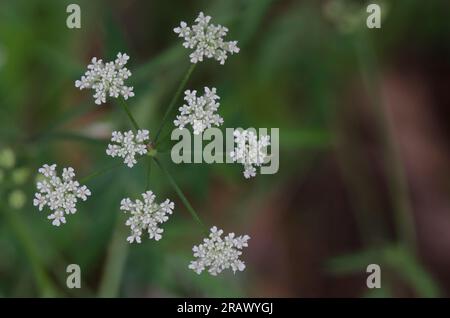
[174,12,240,64]
[189,226,250,276]
[174,87,223,135]
[120,191,175,243]
[33,164,91,226]
[106,130,150,168]
[230,130,271,179]
[75,52,134,105]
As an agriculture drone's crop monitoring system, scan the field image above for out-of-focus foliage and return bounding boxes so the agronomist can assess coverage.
[1,0,450,297]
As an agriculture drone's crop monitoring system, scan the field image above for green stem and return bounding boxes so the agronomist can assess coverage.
[98,218,129,298]
[354,31,416,252]
[154,63,196,142]
[80,161,123,184]
[145,157,152,191]
[79,152,148,185]
[155,129,173,148]
[118,98,140,131]
[1,201,58,297]
[153,157,206,230]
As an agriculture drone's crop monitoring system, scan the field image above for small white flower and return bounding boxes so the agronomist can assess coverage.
[189,226,250,276]
[77,185,91,201]
[33,164,91,226]
[48,210,66,227]
[174,12,240,65]
[120,191,175,243]
[230,129,270,179]
[75,52,134,105]
[174,87,223,135]
[106,130,150,168]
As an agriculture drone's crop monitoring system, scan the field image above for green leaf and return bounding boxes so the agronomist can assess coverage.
[383,245,441,297]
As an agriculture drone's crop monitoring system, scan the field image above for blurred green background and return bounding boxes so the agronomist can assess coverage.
[1,0,450,297]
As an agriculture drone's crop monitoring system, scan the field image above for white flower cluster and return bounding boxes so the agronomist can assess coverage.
[120,191,175,243]
[174,87,223,135]
[106,130,150,168]
[75,52,134,105]
[230,130,271,179]
[33,164,91,226]
[55,18,256,276]
[189,226,250,276]
[174,12,240,64]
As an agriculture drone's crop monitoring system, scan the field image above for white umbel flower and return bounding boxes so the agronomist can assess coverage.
[106,130,150,168]
[75,52,134,105]
[33,164,91,226]
[174,12,240,64]
[120,191,175,243]
[174,87,223,135]
[189,226,250,276]
[230,130,270,179]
